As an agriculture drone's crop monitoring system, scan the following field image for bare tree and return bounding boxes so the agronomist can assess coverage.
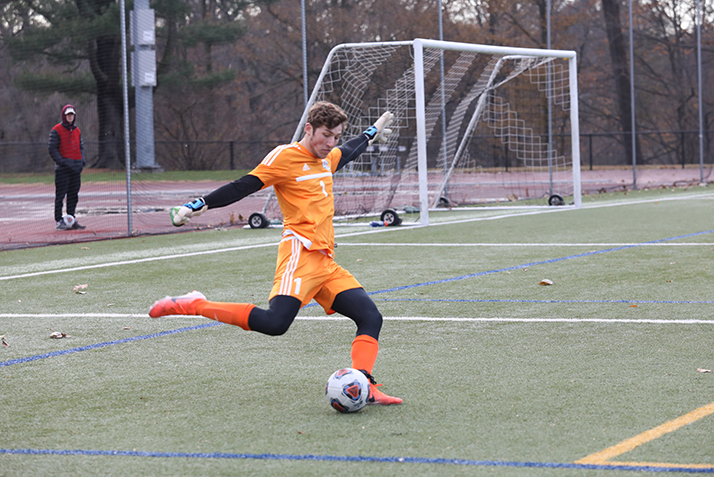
[601,0,642,165]
[635,0,699,165]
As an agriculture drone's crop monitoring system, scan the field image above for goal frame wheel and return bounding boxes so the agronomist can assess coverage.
[248,212,269,229]
[437,196,452,208]
[548,194,565,206]
[380,209,402,226]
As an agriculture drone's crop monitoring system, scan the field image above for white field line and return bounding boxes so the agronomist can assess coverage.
[0,242,276,281]
[579,191,714,209]
[2,191,713,282]
[1,314,713,325]
[337,242,713,247]
[403,191,714,229]
[0,313,151,318]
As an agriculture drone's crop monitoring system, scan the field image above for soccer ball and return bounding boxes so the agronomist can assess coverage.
[62,214,76,228]
[325,368,370,413]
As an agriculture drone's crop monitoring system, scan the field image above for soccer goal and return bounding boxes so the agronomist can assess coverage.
[258,38,581,227]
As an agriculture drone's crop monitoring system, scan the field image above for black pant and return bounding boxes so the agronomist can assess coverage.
[248,288,383,339]
[54,167,82,222]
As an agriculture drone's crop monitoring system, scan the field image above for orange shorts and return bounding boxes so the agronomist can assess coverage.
[269,236,361,313]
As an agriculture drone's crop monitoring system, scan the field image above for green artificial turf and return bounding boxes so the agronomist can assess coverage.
[1,186,713,476]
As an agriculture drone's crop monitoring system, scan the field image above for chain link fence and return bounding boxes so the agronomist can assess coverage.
[1,132,711,251]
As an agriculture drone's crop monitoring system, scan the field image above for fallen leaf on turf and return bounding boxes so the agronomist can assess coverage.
[50,332,71,339]
[73,284,88,294]
[1,335,8,348]
[539,279,554,286]
[697,368,712,373]
[629,305,638,307]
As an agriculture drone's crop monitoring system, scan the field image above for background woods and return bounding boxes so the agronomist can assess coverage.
[1,0,713,172]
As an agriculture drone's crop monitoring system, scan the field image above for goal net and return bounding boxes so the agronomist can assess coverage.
[262,39,581,226]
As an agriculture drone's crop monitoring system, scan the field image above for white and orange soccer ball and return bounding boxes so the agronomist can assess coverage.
[325,368,370,413]
[62,214,76,229]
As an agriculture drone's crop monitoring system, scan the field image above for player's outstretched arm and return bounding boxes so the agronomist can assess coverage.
[170,174,264,227]
[336,111,394,171]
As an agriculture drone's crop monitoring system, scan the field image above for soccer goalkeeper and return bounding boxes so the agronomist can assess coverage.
[150,101,401,405]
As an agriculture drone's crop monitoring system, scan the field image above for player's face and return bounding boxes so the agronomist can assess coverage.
[303,123,344,158]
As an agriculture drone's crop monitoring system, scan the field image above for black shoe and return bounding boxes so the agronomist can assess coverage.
[56,220,69,231]
[71,221,86,230]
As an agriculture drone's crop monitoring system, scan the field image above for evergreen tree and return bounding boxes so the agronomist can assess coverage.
[7,0,257,169]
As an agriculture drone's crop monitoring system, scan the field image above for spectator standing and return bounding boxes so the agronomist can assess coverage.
[49,104,86,230]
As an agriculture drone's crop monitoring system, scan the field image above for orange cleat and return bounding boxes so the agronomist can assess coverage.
[149,291,206,318]
[359,370,403,405]
[368,383,403,405]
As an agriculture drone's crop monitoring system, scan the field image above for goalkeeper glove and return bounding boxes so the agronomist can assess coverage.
[363,111,394,145]
[170,197,207,227]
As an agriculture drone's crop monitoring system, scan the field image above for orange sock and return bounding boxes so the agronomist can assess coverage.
[194,301,255,331]
[351,335,379,374]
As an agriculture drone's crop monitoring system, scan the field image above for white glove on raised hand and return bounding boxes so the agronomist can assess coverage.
[363,111,394,145]
[170,197,207,227]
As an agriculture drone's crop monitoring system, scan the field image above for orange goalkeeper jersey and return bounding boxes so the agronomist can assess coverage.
[249,142,342,254]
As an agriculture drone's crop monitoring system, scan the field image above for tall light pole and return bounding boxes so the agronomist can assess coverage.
[697,0,704,183]
[119,0,132,235]
[629,0,637,189]
[301,0,309,108]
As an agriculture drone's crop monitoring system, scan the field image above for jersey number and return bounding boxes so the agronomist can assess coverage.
[319,180,328,198]
[293,277,302,295]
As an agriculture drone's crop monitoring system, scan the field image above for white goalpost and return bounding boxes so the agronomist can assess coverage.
[257,38,581,227]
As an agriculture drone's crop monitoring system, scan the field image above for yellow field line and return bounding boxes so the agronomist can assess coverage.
[608,461,714,470]
[575,401,714,465]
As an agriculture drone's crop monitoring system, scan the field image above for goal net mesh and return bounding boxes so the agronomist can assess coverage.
[263,40,577,223]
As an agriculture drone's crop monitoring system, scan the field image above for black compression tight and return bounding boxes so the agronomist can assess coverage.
[247,295,301,336]
[330,288,383,340]
[247,288,382,340]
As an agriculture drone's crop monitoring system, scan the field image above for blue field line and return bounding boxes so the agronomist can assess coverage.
[366,228,714,296]
[0,448,711,473]
[0,322,221,368]
[378,298,714,305]
[4,229,713,368]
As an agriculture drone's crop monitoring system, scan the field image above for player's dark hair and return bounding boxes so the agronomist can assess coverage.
[306,101,348,130]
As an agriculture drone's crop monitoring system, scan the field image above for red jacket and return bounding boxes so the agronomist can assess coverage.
[48,104,84,170]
